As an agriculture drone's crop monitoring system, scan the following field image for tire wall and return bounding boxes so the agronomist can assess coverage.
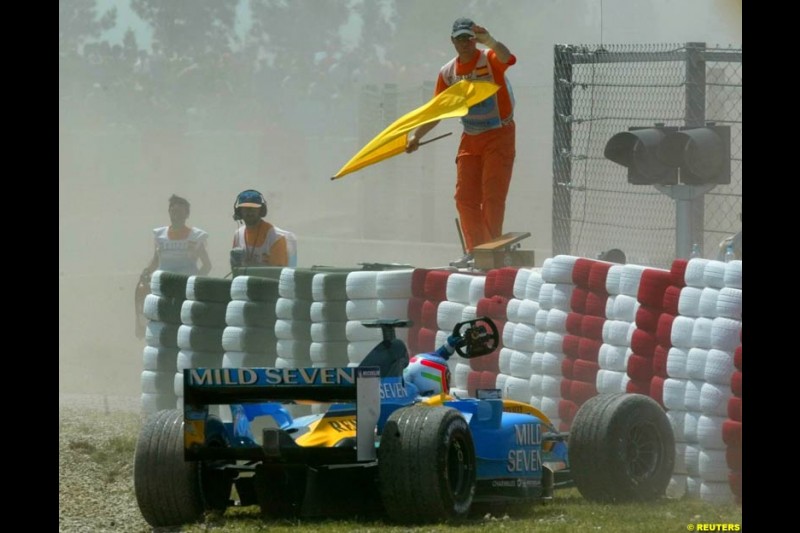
[138,259,742,506]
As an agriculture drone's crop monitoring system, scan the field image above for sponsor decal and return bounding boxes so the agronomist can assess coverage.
[514,423,542,446]
[379,381,410,400]
[507,448,542,472]
[188,367,357,386]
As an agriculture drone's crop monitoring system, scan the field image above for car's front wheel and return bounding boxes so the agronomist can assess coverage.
[569,393,675,502]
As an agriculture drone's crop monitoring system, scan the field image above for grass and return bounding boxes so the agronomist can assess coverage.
[61,407,743,533]
[177,487,742,533]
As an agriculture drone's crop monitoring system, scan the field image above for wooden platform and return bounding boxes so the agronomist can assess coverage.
[473,232,535,270]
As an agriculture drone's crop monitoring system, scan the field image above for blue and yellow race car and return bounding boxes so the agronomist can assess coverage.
[134,317,675,528]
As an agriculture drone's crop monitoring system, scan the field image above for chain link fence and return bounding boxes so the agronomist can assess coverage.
[552,42,742,268]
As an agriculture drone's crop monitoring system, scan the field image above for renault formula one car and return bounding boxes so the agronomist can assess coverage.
[134,317,675,528]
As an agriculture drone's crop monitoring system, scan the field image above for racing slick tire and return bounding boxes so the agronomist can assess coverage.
[378,406,476,524]
[134,409,232,528]
[569,393,674,502]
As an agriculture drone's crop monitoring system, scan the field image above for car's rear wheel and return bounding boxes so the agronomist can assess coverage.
[569,393,674,502]
[378,406,476,524]
[134,409,232,528]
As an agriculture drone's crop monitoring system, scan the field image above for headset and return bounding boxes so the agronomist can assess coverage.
[233,189,268,221]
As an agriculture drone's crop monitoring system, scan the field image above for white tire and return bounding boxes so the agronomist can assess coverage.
[142,346,179,372]
[461,305,478,322]
[274,319,312,341]
[611,294,639,322]
[667,475,687,499]
[711,317,742,352]
[311,321,348,342]
[310,301,348,322]
[347,340,375,364]
[377,298,410,320]
[345,271,379,299]
[534,309,549,331]
[540,352,564,375]
[516,299,539,326]
[222,326,277,353]
[524,271,544,301]
[277,340,312,360]
[145,320,180,349]
[698,288,720,319]
[345,298,379,320]
[670,316,695,349]
[605,265,624,295]
[696,415,727,449]
[684,258,710,288]
[222,351,277,368]
[704,348,734,385]
[310,341,349,363]
[513,269,533,299]
[376,270,414,299]
[542,255,578,284]
[685,348,709,380]
[602,320,631,346]
[177,349,223,371]
[276,297,312,321]
[545,309,568,333]
[715,288,742,320]
[437,301,466,330]
[538,283,555,310]
[143,293,183,324]
[312,272,349,302]
[678,287,703,318]
[278,268,296,299]
[700,481,734,504]
[691,317,714,349]
[225,300,276,328]
[140,370,175,395]
[498,347,514,375]
[666,347,690,379]
[662,378,687,411]
[344,320,381,342]
[506,298,522,323]
[446,273,475,304]
[177,324,225,352]
[698,449,730,482]
[544,331,565,354]
[230,275,280,302]
[469,276,486,306]
[502,376,532,403]
[702,260,727,289]
[551,283,574,312]
[723,260,742,289]
[512,323,537,352]
[699,382,732,417]
[509,350,533,378]
[618,264,646,297]
[598,343,629,371]
[683,378,704,411]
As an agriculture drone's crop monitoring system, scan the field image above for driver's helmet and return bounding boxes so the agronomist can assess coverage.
[402,353,451,396]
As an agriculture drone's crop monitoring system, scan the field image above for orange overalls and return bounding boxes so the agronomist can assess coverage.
[437,49,517,252]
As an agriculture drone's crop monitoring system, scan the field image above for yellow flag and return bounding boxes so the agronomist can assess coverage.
[331,80,500,180]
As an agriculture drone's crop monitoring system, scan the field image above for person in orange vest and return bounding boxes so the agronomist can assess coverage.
[406,17,517,268]
[230,189,294,268]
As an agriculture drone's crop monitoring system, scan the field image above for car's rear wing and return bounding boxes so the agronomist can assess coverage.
[183,366,381,462]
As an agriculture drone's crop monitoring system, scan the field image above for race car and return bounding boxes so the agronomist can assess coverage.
[134,317,675,528]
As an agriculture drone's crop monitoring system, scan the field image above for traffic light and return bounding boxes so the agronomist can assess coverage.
[658,125,731,185]
[603,126,679,185]
[604,124,731,185]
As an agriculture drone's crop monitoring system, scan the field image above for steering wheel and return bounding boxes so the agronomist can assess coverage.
[452,317,499,358]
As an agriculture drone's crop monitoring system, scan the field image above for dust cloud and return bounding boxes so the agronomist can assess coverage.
[59,0,740,399]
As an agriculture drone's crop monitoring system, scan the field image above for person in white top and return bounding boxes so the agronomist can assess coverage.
[142,194,212,277]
